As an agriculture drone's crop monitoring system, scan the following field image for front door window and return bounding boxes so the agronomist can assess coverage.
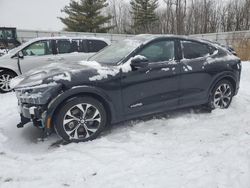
[22,40,52,56]
[137,40,175,62]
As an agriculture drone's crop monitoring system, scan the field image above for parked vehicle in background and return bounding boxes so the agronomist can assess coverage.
[0,27,21,56]
[0,36,110,92]
[12,34,241,143]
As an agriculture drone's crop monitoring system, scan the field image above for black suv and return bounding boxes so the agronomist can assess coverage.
[13,35,241,142]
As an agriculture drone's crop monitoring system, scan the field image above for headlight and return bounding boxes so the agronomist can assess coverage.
[16,83,62,105]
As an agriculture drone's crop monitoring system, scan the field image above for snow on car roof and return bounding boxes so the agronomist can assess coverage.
[131,34,212,45]
[27,36,110,44]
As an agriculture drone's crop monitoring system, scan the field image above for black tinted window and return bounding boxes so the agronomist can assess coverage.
[70,40,79,52]
[57,40,71,54]
[138,40,175,62]
[182,41,210,59]
[79,40,88,53]
[87,40,107,53]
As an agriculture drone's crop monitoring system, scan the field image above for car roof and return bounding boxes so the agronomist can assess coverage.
[27,36,110,44]
[130,34,212,45]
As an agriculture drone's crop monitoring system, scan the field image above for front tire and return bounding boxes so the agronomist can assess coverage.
[209,79,234,110]
[0,70,16,93]
[54,96,107,142]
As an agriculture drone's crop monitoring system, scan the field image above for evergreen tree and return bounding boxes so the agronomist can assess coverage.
[130,0,158,33]
[59,0,113,33]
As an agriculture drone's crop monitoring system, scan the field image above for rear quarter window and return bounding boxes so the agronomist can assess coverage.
[181,41,210,59]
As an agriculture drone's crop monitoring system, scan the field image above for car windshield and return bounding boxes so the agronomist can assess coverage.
[89,39,142,64]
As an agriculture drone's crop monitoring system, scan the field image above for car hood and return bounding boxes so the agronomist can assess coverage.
[0,52,12,60]
[11,61,122,89]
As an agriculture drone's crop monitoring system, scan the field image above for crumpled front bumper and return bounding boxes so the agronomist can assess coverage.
[18,104,43,119]
[15,84,62,129]
[17,103,47,128]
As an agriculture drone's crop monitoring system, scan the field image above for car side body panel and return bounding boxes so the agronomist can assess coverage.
[13,35,242,132]
[47,82,124,124]
[0,55,20,75]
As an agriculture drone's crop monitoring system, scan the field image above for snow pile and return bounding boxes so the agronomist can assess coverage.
[79,60,120,81]
[80,55,146,81]
[183,65,193,72]
[0,62,250,188]
[89,68,119,81]
[117,55,147,73]
[161,68,170,71]
[53,72,71,82]
[205,54,240,65]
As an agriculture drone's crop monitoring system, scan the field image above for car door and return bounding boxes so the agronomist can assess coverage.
[121,39,181,118]
[19,39,56,73]
[179,40,216,106]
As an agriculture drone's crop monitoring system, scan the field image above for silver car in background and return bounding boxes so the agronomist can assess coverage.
[0,36,110,93]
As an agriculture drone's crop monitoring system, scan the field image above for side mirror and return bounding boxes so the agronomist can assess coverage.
[131,55,148,69]
[17,51,24,59]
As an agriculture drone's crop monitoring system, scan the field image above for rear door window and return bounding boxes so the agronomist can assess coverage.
[86,40,107,53]
[79,40,88,53]
[56,39,72,54]
[71,39,80,53]
[181,41,210,59]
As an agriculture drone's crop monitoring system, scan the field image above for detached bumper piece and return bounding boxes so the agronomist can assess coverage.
[17,115,30,128]
[15,84,61,128]
[17,104,53,139]
[19,104,43,119]
[14,84,61,139]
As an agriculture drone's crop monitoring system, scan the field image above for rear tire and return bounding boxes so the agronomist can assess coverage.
[208,79,234,110]
[0,70,16,93]
[54,96,107,142]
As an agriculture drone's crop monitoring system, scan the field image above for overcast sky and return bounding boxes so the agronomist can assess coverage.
[0,0,70,31]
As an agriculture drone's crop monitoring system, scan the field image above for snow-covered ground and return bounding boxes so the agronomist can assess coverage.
[0,62,250,188]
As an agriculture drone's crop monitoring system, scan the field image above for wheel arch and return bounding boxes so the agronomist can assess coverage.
[0,67,18,76]
[46,86,116,129]
[209,73,237,97]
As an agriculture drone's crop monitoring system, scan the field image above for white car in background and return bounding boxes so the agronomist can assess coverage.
[0,36,110,93]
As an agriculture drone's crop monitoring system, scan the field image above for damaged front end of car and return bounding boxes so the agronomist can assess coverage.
[15,82,62,135]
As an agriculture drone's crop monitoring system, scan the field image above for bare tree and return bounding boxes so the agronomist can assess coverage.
[105,0,132,34]
[102,0,250,34]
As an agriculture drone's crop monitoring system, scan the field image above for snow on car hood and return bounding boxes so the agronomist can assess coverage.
[10,61,99,89]
[10,55,143,89]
